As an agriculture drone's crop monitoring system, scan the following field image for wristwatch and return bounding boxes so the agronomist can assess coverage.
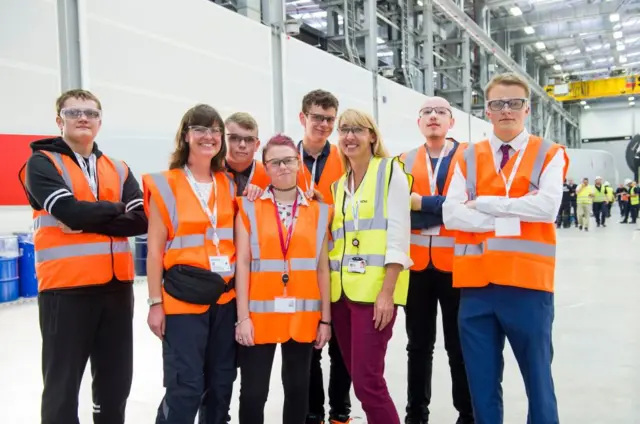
[147,297,163,307]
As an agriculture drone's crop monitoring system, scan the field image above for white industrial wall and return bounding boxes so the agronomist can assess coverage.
[0,0,493,232]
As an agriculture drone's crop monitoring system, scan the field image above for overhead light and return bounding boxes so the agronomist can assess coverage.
[524,26,535,35]
[584,105,591,109]
[535,41,546,50]
[377,37,385,44]
[620,56,628,63]
[553,64,562,70]
[610,13,620,22]
[580,100,587,105]
[629,97,635,101]
[417,0,423,5]
[617,44,626,51]
[613,31,623,39]
[630,102,636,106]
[509,6,523,16]
[545,53,555,60]
[614,24,622,31]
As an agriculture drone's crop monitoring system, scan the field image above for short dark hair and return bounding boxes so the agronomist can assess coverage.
[56,89,102,115]
[301,89,339,114]
[262,133,297,164]
[169,104,227,172]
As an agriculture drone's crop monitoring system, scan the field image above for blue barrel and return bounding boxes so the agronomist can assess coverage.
[0,235,20,303]
[16,233,38,298]
[134,235,148,277]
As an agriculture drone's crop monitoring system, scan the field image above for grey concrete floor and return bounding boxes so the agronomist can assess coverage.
[0,216,639,423]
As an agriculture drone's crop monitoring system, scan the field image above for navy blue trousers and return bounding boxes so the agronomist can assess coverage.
[156,300,237,424]
[458,284,559,424]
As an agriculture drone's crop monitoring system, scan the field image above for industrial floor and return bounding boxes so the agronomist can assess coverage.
[1,215,639,423]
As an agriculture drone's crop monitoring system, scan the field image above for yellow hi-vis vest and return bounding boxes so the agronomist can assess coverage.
[577,184,593,204]
[328,156,413,306]
[605,186,615,202]
[631,187,639,205]
[593,185,607,203]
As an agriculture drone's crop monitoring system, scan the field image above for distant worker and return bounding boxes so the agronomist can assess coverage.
[616,182,629,220]
[592,176,608,227]
[557,178,572,228]
[604,181,615,218]
[443,72,567,424]
[625,180,639,224]
[18,89,147,424]
[566,177,578,226]
[576,177,594,231]
[400,97,474,424]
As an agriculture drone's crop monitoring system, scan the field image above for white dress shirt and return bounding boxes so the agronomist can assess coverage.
[343,160,413,270]
[443,129,566,232]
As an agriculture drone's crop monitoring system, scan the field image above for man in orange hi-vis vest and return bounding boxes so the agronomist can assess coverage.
[400,97,474,424]
[443,72,569,424]
[18,89,147,424]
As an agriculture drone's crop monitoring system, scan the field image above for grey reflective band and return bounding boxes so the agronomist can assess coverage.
[35,241,131,263]
[250,258,316,272]
[149,173,178,234]
[167,228,234,250]
[48,152,73,189]
[410,234,455,248]
[249,298,321,313]
[402,148,419,173]
[49,152,126,201]
[463,143,477,201]
[454,239,555,258]
[454,243,484,256]
[109,156,127,198]
[33,215,58,229]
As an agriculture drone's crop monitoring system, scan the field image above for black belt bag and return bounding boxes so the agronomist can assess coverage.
[163,264,235,306]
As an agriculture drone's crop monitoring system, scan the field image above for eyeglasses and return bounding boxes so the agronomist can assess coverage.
[486,98,528,111]
[338,126,368,136]
[419,107,451,117]
[227,133,258,144]
[60,108,102,120]
[266,156,299,169]
[189,125,222,137]
[307,113,336,125]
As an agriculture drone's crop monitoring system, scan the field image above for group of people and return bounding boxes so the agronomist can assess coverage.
[20,71,568,424]
[558,177,639,230]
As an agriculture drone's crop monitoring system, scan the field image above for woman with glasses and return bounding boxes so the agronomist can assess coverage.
[142,104,238,424]
[328,109,413,424]
[234,134,332,424]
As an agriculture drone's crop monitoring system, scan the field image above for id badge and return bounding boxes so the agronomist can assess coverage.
[209,255,231,273]
[347,257,367,274]
[420,226,440,236]
[274,297,296,313]
[495,217,521,237]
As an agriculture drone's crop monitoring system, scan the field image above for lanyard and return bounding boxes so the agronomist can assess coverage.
[74,153,97,198]
[497,141,528,197]
[274,189,299,282]
[184,166,220,254]
[299,143,318,192]
[346,171,365,233]
[425,140,450,195]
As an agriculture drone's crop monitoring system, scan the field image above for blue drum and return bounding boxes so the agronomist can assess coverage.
[0,235,20,303]
[16,233,38,298]
[134,235,148,277]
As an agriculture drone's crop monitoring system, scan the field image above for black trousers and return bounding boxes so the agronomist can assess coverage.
[39,285,134,424]
[592,202,607,225]
[570,199,577,225]
[404,268,473,423]
[238,340,314,424]
[556,201,571,227]
[308,332,352,421]
[156,300,237,424]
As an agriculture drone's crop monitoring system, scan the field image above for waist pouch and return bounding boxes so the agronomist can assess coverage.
[163,264,235,305]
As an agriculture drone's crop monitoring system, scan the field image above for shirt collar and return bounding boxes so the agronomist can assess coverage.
[225,160,254,177]
[298,140,331,159]
[489,128,529,153]
[259,185,309,206]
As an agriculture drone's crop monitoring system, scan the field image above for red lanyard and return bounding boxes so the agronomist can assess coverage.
[274,192,299,260]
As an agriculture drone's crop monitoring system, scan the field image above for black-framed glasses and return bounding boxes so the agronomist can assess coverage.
[306,113,336,125]
[189,125,222,137]
[419,107,451,117]
[486,98,528,111]
[338,126,368,136]
[227,133,258,144]
[266,156,299,169]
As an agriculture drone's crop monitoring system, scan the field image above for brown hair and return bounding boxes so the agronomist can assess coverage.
[56,89,102,115]
[169,104,227,172]
[225,112,258,132]
[261,134,297,163]
[301,89,339,114]
[484,72,531,99]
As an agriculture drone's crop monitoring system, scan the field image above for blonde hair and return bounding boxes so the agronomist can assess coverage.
[336,108,389,171]
[484,72,531,99]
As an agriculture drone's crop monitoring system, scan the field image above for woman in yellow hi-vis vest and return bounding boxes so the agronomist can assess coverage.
[576,177,595,231]
[328,109,413,424]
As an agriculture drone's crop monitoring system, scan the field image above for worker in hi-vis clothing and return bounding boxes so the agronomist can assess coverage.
[18,89,147,424]
[399,97,474,424]
[591,176,608,227]
[443,72,568,424]
[576,177,594,231]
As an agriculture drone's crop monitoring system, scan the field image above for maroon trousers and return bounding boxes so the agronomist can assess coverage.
[331,298,400,424]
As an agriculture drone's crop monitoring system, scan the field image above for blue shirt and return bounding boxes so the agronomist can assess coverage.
[297,140,331,184]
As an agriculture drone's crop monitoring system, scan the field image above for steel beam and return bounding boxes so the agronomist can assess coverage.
[462,32,471,113]
[57,0,84,90]
[422,0,435,95]
[264,0,285,132]
[430,0,579,127]
[364,0,379,120]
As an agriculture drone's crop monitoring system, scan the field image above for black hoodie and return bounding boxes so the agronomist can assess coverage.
[19,137,148,292]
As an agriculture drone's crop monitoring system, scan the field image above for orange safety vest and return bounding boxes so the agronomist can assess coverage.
[18,151,134,291]
[237,193,330,345]
[142,169,237,315]
[226,159,270,191]
[298,143,344,205]
[453,135,569,293]
[401,142,466,272]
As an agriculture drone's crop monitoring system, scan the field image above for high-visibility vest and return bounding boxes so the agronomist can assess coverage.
[328,156,413,305]
[630,187,640,205]
[400,143,466,272]
[605,186,615,202]
[453,136,569,293]
[237,195,329,345]
[18,151,133,291]
[593,185,607,203]
[142,169,237,315]
[576,185,593,204]
[298,143,344,205]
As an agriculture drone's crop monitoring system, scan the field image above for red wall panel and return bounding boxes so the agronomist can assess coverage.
[0,134,55,206]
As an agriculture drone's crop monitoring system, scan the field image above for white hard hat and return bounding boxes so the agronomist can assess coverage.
[605,181,610,185]
[595,176,602,180]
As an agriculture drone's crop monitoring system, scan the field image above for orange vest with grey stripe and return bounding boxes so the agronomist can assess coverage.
[18,151,133,291]
[401,142,466,272]
[453,135,569,292]
[237,193,329,345]
[142,169,237,315]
